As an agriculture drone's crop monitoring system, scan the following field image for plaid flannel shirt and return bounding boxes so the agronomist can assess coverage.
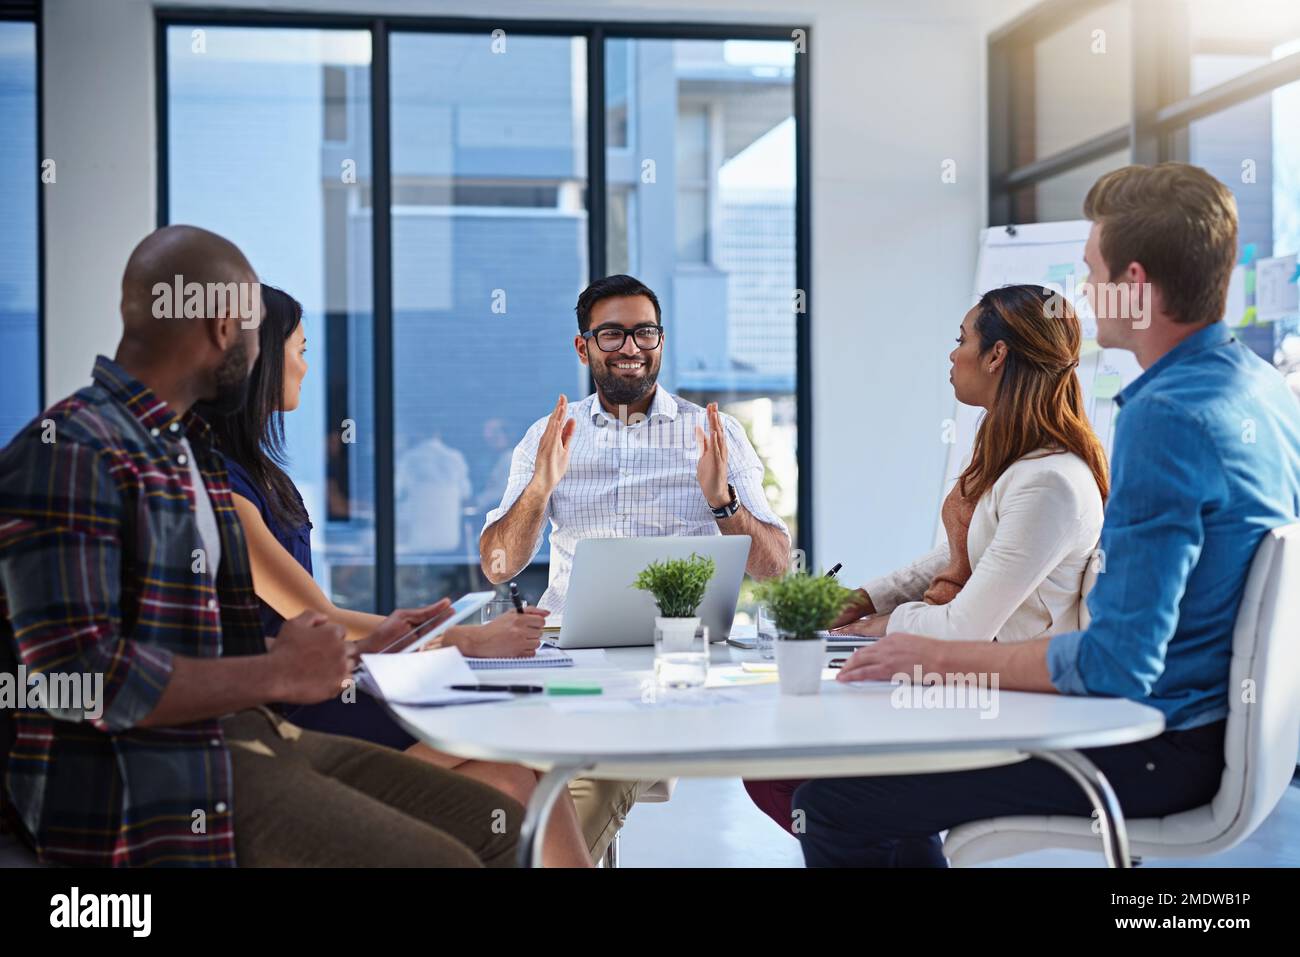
[0,356,265,866]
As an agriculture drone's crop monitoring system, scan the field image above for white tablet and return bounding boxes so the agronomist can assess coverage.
[383,591,498,654]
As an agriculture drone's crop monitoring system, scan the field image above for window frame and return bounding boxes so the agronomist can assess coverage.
[988,0,1300,225]
[155,8,813,611]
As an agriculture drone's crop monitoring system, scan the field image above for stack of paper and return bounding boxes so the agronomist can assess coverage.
[358,647,513,706]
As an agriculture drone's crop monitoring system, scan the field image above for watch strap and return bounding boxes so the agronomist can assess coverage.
[711,484,740,519]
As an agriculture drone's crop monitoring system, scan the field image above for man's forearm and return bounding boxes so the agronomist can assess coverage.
[138,654,284,728]
[480,478,551,583]
[717,507,790,579]
[934,635,1057,693]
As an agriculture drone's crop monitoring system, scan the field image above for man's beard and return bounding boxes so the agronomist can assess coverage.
[207,339,253,415]
[592,357,660,406]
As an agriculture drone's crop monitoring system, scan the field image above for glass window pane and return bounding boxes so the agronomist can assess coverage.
[605,37,799,615]
[1028,1,1131,160]
[166,26,378,612]
[606,38,632,150]
[0,22,39,446]
[675,187,709,262]
[675,104,710,182]
[1011,149,1132,224]
[1189,78,1300,380]
[390,33,588,606]
[607,184,634,275]
[1186,0,1300,95]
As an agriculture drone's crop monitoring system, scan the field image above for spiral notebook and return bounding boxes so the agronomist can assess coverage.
[466,647,575,671]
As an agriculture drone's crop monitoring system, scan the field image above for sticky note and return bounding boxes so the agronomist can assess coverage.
[1045,263,1075,284]
[1256,255,1300,321]
[1239,242,1257,266]
[1094,374,1123,400]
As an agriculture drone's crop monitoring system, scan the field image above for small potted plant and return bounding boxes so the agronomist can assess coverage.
[633,553,716,651]
[753,571,855,695]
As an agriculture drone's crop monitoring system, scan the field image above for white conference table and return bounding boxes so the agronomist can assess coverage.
[384,642,1164,868]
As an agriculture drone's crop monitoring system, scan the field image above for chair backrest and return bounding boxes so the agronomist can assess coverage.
[1206,522,1300,841]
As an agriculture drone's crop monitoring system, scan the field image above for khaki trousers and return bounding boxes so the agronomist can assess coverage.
[224,708,522,867]
[568,777,650,861]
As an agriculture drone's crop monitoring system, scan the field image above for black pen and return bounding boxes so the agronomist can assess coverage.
[509,581,526,614]
[449,684,544,694]
[826,563,843,578]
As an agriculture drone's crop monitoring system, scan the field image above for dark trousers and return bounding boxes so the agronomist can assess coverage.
[794,719,1227,867]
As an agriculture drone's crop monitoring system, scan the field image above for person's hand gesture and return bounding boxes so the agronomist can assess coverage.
[695,402,731,509]
[533,395,576,494]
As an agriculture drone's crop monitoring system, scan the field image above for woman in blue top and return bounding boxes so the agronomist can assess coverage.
[204,285,592,867]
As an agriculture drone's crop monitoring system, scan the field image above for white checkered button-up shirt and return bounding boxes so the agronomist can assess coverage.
[482,388,790,612]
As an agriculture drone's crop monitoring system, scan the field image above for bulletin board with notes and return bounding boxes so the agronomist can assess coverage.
[936,220,1143,546]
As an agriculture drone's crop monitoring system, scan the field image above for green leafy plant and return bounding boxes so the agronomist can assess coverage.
[633,553,716,618]
[753,570,855,640]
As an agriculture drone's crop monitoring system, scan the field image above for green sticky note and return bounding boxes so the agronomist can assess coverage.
[1045,263,1075,284]
[1245,269,1257,297]
[1094,374,1123,400]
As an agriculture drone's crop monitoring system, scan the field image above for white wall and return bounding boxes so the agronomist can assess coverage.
[42,0,1028,585]
[42,0,156,401]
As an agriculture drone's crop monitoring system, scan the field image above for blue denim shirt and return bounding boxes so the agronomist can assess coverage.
[1047,322,1300,731]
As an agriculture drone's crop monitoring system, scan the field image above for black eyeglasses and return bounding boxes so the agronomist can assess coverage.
[582,324,663,353]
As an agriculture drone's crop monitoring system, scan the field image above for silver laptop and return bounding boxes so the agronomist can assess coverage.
[555,536,752,649]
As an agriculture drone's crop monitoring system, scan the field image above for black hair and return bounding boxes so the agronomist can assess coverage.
[202,284,309,530]
[575,274,662,333]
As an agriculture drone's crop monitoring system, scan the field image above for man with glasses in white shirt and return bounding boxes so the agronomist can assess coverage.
[480,274,791,611]
[479,274,791,860]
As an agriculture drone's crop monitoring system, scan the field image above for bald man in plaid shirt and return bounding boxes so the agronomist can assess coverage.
[0,226,521,867]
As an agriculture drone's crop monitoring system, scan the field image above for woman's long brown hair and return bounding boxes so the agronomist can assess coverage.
[957,284,1110,504]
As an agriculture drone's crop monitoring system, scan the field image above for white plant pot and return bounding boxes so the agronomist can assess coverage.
[654,616,701,653]
[776,635,827,695]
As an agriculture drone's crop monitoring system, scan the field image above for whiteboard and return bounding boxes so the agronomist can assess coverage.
[936,220,1143,545]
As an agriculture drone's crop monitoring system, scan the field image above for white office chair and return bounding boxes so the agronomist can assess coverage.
[945,521,1300,867]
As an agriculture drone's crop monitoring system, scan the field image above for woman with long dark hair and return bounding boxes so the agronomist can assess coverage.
[744,283,1108,834]
[832,282,1108,640]
[203,285,593,867]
